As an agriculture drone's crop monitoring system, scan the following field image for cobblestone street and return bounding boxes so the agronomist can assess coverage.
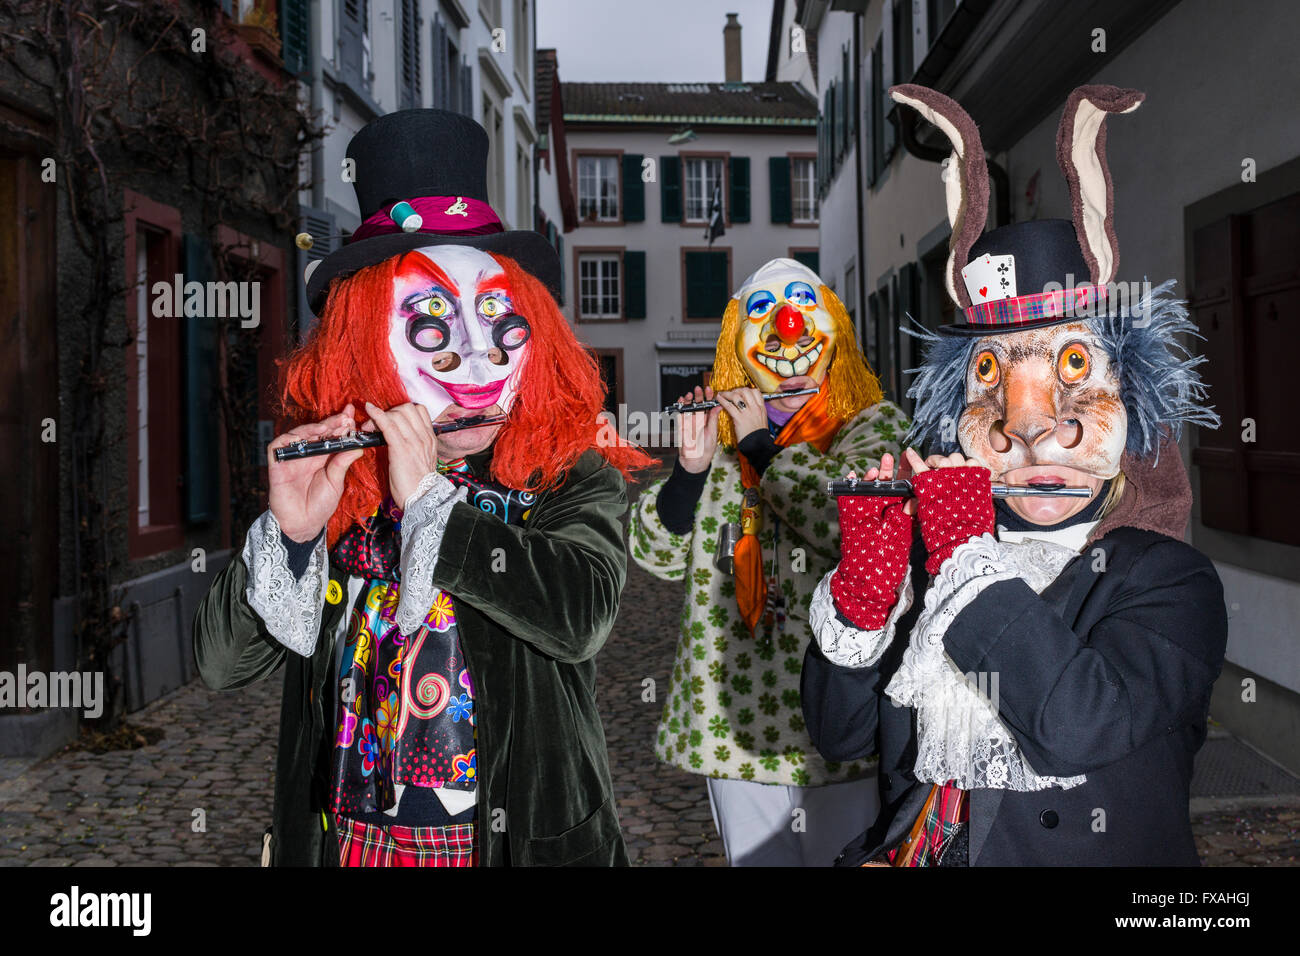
[1,544,1297,867]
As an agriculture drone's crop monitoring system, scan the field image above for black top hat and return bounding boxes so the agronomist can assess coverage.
[304,109,561,315]
[939,219,1095,336]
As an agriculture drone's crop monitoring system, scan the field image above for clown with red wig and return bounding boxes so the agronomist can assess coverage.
[194,110,649,867]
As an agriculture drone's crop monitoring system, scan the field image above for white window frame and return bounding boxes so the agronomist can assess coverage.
[792,156,818,223]
[578,253,622,319]
[577,155,620,222]
[684,157,725,223]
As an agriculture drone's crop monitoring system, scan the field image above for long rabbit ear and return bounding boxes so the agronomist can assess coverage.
[889,84,989,309]
[1056,85,1144,286]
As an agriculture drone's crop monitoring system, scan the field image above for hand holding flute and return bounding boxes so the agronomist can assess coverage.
[266,402,441,543]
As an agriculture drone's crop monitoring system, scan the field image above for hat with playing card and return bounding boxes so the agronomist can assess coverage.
[889,83,1145,336]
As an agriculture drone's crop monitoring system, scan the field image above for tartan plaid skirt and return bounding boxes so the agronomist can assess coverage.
[335,814,478,867]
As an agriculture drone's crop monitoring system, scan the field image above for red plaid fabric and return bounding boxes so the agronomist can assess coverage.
[889,782,969,867]
[963,284,1106,328]
[335,814,478,867]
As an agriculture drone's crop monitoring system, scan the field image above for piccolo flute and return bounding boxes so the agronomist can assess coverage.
[827,478,1093,499]
[664,385,821,415]
[273,414,508,462]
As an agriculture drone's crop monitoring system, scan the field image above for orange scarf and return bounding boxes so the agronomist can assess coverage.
[734,383,843,633]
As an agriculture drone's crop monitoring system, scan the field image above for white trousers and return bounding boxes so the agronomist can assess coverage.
[706,774,881,867]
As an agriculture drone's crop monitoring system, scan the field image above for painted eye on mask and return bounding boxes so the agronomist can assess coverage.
[478,293,512,319]
[410,293,452,318]
[784,281,817,310]
[746,290,777,321]
[1059,344,1090,383]
[975,350,999,386]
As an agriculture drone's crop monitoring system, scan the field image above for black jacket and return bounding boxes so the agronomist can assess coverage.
[194,449,630,866]
[802,525,1227,866]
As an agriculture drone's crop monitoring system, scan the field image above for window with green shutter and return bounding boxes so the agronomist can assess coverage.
[622,154,645,222]
[399,0,423,110]
[182,234,218,524]
[729,156,750,223]
[769,156,792,224]
[624,251,646,318]
[660,155,682,222]
[556,233,564,306]
[791,249,820,274]
[684,250,729,320]
[279,0,310,76]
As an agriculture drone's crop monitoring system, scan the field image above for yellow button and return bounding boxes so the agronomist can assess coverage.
[326,580,343,604]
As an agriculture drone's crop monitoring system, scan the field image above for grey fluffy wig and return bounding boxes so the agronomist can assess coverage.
[904,279,1220,459]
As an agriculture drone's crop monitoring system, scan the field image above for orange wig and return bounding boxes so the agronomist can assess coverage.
[281,251,654,546]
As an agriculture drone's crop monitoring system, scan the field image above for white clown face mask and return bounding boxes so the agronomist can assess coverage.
[732,258,837,393]
[386,245,531,423]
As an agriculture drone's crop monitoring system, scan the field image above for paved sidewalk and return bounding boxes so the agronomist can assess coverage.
[1,552,1297,866]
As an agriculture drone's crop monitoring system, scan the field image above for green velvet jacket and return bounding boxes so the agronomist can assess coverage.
[193,449,630,866]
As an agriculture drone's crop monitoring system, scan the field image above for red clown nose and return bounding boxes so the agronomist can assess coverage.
[773,304,804,344]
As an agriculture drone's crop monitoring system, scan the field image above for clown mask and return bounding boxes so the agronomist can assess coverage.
[387,246,530,450]
[957,320,1127,523]
[733,259,837,405]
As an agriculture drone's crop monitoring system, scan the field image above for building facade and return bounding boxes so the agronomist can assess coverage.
[551,14,819,430]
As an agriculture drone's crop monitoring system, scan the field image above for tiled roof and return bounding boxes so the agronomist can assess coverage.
[536,48,557,132]
[561,81,816,126]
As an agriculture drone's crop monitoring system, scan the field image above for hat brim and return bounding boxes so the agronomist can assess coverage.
[306,229,562,316]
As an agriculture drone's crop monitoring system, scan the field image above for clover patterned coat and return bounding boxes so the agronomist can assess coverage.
[629,401,907,786]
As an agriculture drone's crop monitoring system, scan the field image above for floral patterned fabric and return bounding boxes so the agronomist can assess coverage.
[329,463,530,817]
[629,401,907,786]
[330,577,478,816]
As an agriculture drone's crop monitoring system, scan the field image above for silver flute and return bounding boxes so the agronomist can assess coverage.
[827,478,1093,498]
[663,386,820,415]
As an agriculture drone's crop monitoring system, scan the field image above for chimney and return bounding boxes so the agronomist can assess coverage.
[723,13,742,82]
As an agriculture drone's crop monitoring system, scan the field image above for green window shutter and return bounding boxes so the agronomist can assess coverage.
[660,155,682,223]
[880,7,896,160]
[685,251,729,319]
[624,251,646,318]
[866,42,879,186]
[769,156,792,224]
[556,234,565,306]
[729,156,750,223]
[622,153,645,222]
[182,234,218,524]
[792,249,819,274]
[279,0,310,76]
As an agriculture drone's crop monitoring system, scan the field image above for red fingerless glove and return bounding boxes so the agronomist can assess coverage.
[910,466,996,575]
[830,495,914,630]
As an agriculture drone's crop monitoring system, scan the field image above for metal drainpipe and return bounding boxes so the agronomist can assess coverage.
[897,108,1010,227]
[852,11,867,346]
[310,0,324,210]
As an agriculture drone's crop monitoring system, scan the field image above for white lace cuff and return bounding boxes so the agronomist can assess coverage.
[241,510,329,657]
[885,532,1086,791]
[809,567,913,669]
[396,471,469,637]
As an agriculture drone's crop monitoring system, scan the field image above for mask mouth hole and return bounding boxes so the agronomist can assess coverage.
[988,420,1012,454]
[1055,419,1083,448]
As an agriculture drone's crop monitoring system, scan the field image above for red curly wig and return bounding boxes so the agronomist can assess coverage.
[281,251,654,546]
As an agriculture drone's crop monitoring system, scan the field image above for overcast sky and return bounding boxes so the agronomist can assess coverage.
[537,0,776,83]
